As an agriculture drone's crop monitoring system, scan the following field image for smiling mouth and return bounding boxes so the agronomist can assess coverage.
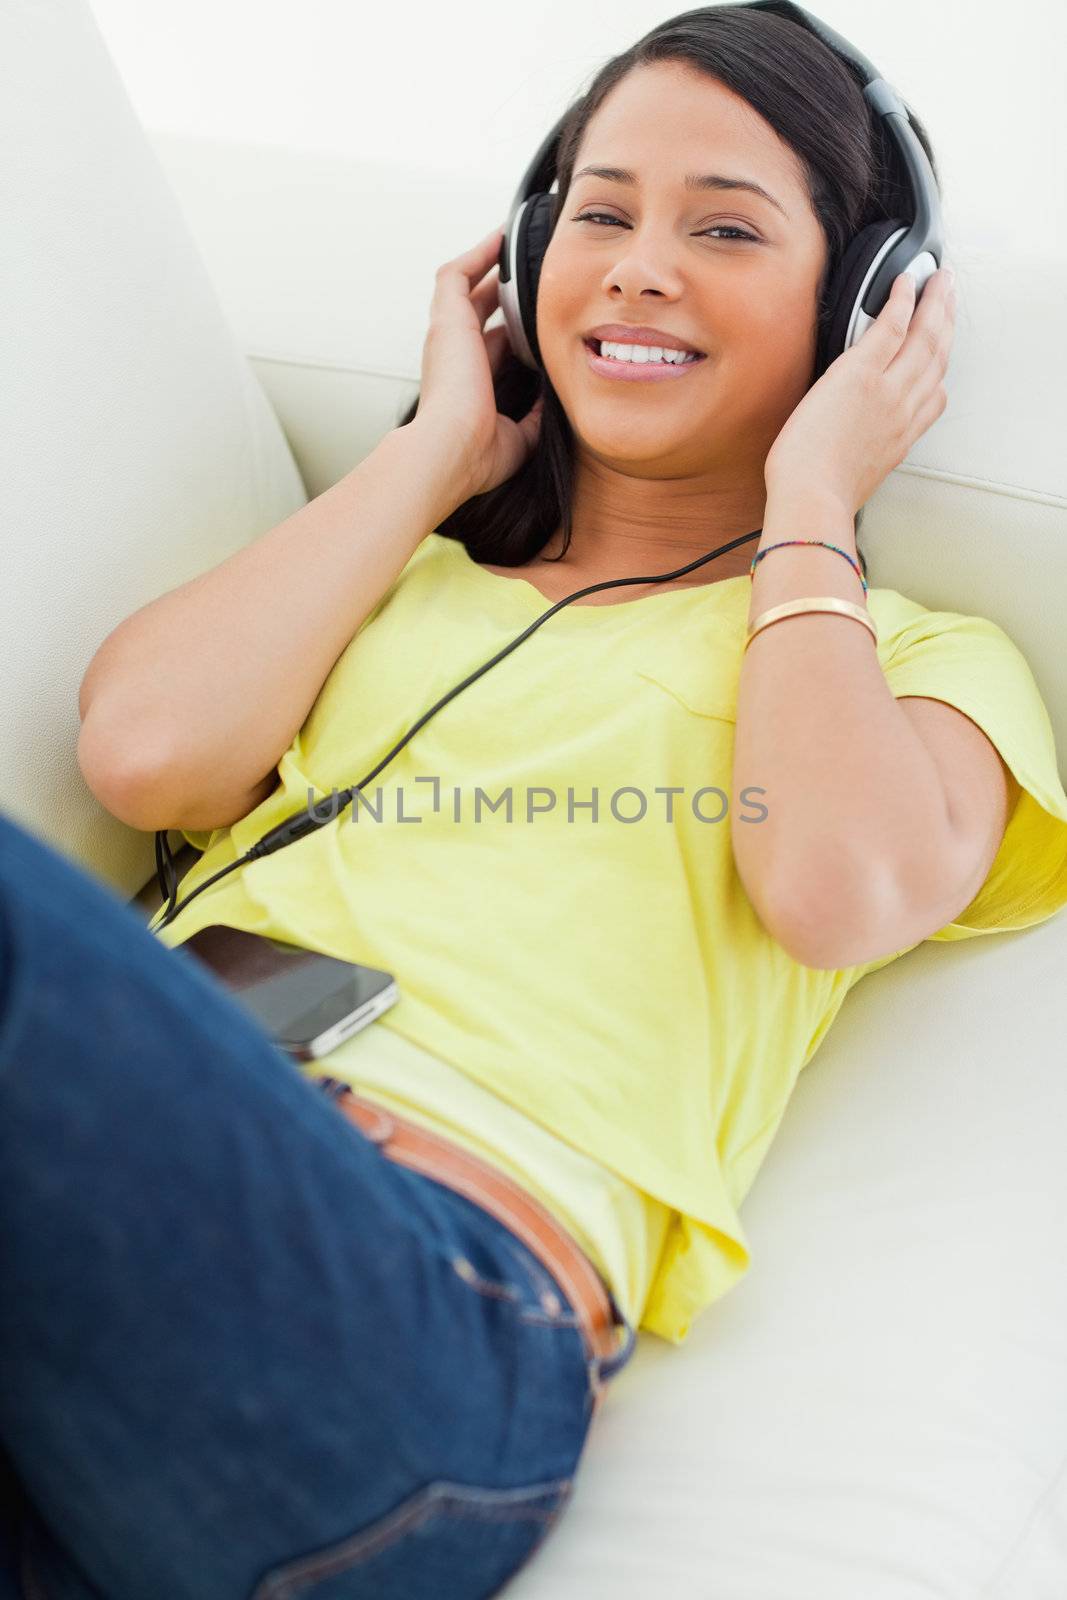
[582,337,706,364]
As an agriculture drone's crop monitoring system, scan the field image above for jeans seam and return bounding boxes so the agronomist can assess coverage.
[249,1478,574,1600]
[446,1207,585,1326]
[450,1253,524,1302]
[515,1305,582,1327]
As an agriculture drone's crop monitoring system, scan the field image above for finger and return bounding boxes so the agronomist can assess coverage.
[516,393,545,454]
[483,321,513,375]
[857,270,919,369]
[430,226,505,314]
[885,266,956,390]
[469,268,500,326]
[452,224,506,267]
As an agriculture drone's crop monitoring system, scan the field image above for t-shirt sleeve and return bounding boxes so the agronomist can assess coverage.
[873,589,1067,940]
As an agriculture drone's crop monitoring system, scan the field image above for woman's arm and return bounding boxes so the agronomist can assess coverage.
[730,267,978,967]
[77,426,470,834]
[730,485,1011,970]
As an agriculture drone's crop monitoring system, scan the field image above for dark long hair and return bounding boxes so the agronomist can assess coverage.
[396,3,941,582]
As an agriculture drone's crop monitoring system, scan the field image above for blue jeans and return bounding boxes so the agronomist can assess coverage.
[0,811,636,1599]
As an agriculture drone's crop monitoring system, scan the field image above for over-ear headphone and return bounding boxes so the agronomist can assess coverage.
[497,0,942,383]
[149,2,943,931]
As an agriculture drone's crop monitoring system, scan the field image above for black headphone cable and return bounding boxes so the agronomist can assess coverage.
[149,527,763,934]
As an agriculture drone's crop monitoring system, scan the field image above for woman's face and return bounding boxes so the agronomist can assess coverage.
[536,61,829,483]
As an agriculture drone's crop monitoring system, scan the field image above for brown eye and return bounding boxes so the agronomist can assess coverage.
[572,212,758,243]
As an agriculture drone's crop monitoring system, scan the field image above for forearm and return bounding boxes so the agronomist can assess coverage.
[729,485,956,952]
[77,424,469,829]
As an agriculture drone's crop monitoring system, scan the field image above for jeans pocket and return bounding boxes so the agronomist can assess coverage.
[448,1231,584,1329]
[441,1195,638,1409]
[247,1475,575,1600]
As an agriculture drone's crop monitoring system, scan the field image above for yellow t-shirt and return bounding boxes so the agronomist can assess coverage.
[151,532,1067,1345]
[286,1022,673,1341]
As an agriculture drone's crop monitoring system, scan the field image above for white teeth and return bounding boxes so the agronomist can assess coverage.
[595,340,697,365]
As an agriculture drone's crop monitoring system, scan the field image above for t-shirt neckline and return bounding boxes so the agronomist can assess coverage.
[434,532,755,616]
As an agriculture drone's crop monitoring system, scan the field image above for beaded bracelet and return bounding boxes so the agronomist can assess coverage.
[745,539,876,654]
[750,539,867,594]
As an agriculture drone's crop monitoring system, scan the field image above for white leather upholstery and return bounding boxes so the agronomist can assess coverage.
[1,0,306,893]
[3,1,1066,1594]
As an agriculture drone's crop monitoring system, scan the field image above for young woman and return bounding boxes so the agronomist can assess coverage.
[7,6,1067,1597]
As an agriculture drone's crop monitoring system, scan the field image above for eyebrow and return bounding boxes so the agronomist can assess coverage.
[571,164,788,220]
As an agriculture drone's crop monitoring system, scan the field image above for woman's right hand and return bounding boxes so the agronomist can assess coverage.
[405,225,545,505]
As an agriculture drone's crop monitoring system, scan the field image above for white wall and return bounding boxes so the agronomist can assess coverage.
[88,0,1065,256]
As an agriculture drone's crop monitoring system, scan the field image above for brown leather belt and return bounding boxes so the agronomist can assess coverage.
[323,1082,633,1409]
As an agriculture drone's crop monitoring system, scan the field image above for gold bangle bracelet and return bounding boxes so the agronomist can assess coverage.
[744,596,878,653]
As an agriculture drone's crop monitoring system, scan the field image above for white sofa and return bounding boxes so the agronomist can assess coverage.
[4,2,1067,1595]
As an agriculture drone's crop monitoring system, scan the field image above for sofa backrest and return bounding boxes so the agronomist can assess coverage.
[1,0,307,896]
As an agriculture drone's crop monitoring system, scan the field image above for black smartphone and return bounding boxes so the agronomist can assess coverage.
[177,924,399,1060]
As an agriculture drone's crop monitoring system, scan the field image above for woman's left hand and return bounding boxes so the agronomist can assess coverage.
[763,264,957,517]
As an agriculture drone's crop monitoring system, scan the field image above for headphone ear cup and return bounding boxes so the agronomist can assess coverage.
[816,218,903,379]
[513,191,557,371]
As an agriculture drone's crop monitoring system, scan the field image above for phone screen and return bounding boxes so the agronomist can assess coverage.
[177,924,399,1059]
